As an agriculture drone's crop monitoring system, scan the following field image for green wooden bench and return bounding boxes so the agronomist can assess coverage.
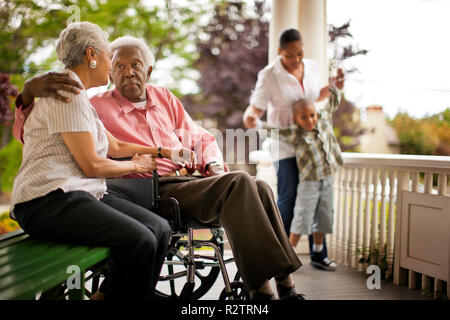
[0,229,109,300]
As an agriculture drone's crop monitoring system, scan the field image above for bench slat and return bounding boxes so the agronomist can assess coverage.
[0,243,82,277]
[0,234,30,250]
[0,247,108,300]
[0,241,64,267]
[0,230,109,300]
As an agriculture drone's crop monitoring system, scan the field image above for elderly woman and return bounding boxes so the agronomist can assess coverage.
[10,22,194,300]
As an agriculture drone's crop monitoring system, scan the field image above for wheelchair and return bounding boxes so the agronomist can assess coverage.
[105,170,249,300]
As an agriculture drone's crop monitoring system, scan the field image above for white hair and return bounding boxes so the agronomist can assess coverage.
[56,22,109,68]
[109,36,155,67]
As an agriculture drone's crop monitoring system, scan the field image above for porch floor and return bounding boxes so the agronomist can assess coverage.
[199,252,432,300]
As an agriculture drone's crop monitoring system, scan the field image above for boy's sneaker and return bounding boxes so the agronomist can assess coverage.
[310,252,337,271]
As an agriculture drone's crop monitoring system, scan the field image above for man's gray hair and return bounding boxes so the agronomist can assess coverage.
[56,22,109,68]
[109,36,155,67]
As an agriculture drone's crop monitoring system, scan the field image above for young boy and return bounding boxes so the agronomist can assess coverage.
[258,87,343,271]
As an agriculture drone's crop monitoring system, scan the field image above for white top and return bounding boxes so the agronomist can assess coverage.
[10,70,109,215]
[250,56,322,161]
[132,100,147,109]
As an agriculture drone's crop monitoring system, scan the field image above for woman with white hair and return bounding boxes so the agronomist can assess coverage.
[10,22,194,300]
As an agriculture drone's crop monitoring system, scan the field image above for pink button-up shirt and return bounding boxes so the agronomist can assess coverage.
[13,84,224,177]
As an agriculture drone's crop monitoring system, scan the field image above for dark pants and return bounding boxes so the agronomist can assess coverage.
[274,157,328,257]
[13,189,171,300]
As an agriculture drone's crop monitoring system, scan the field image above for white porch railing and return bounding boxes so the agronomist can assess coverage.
[250,151,450,299]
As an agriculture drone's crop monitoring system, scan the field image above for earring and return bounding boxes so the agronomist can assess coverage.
[90,60,97,69]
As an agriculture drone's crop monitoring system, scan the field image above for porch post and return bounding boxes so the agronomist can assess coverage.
[298,0,329,84]
[268,0,299,63]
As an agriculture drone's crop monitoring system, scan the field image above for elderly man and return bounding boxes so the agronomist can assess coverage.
[13,36,303,300]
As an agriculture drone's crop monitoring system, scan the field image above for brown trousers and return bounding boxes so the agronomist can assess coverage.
[158,170,302,290]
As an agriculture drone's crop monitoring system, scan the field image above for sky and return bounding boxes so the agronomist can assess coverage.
[326,0,450,119]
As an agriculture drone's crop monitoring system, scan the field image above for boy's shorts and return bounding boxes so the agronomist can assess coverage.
[290,176,334,235]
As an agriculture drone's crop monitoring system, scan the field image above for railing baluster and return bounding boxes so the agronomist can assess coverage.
[433,278,444,300]
[386,169,396,279]
[330,170,340,261]
[334,169,344,263]
[363,167,372,270]
[370,168,380,265]
[349,167,358,268]
[378,169,387,271]
[341,168,350,265]
[356,167,365,272]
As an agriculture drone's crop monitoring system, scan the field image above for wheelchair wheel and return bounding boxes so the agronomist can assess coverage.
[219,281,250,300]
[155,230,223,300]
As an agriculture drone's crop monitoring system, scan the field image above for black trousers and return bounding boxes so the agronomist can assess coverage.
[13,189,171,300]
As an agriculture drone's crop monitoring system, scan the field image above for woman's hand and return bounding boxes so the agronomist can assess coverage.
[22,72,83,107]
[132,153,157,173]
[243,106,265,129]
[163,148,196,167]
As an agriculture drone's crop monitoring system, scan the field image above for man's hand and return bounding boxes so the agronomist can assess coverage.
[207,164,225,176]
[132,153,157,173]
[164,147,196,167]
[22,72,83,107]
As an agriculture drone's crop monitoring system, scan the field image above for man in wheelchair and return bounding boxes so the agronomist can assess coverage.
[14,36,304,301]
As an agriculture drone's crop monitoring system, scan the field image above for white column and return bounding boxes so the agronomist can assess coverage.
[268,0,300,63]
[298,0,329,84]
[269,0,329,84]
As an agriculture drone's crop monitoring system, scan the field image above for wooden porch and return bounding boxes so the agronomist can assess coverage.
[200,251,432,300]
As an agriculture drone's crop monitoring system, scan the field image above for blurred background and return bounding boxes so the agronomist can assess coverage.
[1,0,449,232]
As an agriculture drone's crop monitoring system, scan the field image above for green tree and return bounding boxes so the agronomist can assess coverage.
[390,109,450,156]
[183,0,269,130]
[0,0,206,193]
[328,21,368,152]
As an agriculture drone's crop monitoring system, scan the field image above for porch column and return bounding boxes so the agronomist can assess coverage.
[268,0,299,63]
[298,0,329,84]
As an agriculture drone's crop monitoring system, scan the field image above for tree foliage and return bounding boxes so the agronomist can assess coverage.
[182,0,269,130]
[328,21,368,151]
[0,72,18,126]
[0,0,204,84]
[332,95,366,152]
[390,108,450,156]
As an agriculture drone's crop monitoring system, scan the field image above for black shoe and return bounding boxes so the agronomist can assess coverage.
[283,293,306,301]
[276,282,306,300]
[310,252,337,271]
[251,291,277,301]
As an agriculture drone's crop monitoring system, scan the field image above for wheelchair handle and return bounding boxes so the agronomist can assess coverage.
[153,169,159,209]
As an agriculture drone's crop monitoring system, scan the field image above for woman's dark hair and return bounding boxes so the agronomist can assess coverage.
[279,28,302,49]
